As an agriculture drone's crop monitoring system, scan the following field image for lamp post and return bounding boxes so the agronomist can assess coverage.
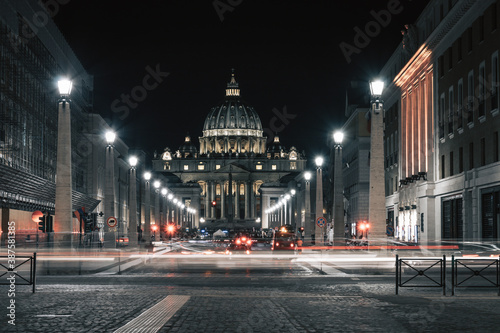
[333,131,345,245]
[290,189,296,230]
[143,172,151,244]
[153,180,161,242]
[128,156,139,246]
[304,171,312,243]
[104,130,116,248]
[54,79,73,247]
[161,188,167,240]
[368,80,386,244]
[314,156,324,245]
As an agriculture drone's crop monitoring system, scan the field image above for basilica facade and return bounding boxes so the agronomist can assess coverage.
[152,72,307,231]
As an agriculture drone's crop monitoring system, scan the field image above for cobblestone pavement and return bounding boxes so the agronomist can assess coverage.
[1,274,499,332]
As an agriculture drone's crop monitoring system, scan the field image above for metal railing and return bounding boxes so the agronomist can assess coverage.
[396,255,446,295]
[0,252,37,293]
[451,255,500,296]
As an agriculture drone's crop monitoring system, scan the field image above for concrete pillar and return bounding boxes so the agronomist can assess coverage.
[368,100,387,243]
[54,100,73,247]
[235,181,240,219]
[129,168,138,246]
[221,181,226,219]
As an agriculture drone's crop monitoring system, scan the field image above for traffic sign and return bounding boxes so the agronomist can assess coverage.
[107,216,117,228]
[316,217,327,227]
[386,225,394,236]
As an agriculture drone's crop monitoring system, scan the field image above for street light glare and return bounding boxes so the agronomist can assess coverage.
[144,172,151,180]
[161,188,167,195]
[291,189,296,196]
[168,193,173,200]
[304,171,312,180]
[153,180,161,188]
[129,156,138,167]
[58,79,72,96]
[105,131,116,144]
[370,80,384,97]
[315,156,324,167]
[333,131,344,144]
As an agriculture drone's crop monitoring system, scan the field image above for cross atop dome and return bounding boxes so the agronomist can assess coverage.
[226,68,240,97]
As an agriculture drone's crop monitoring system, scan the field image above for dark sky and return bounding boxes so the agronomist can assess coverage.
[53,0,430,163]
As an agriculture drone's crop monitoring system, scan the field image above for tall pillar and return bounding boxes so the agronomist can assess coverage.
[333,139,345,244]
[210,181,216,218]
[54,98,73,246]
[315,166,324,245]
[261,194,269,228]
[129,166,138,246]
[244,181,250,219]
[144,178,151,243]
[235,181,240,220]
[368,91,387,243]
[154,190,160,241]
[304,176,312,241]
[221,181,226,219]
[204,183,209,219]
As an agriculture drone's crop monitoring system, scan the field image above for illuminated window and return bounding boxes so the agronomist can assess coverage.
[256,165,262,170]
[216,165,221,169]
[197,164,205,170]
[290,162,297,170]
[272,165,277,170]
[183,165,189,171]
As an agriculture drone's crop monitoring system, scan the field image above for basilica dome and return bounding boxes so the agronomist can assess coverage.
[202,72,263,137]
[199,71,267,155]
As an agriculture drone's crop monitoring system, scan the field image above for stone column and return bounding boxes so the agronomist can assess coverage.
[219,181,224,219]
[144,180,151,242]
[261,194,269,228]
[235,182,240,220]
[315,167,324,245]
[54,99,73,247]
[210,181,216,218]
[154,190,160,241]
[333,144,344,244]
[204,183,209,219]
[244,181,250,219]
[128,168,138,246]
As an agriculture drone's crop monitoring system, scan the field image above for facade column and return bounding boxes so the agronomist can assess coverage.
[235,181,240,220]
[221,181,226,219]
[204,183,209,219]
[128,167,138,246]
[210,181,216,218]
[244,181,250,219]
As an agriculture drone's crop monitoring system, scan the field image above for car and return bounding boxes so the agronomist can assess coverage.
[116,236,129,246]
[225,236,252,254]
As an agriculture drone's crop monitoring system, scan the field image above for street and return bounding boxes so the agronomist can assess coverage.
[1,242,499,332]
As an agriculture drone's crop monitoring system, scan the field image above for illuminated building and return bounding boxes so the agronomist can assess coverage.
[152,72,307,231]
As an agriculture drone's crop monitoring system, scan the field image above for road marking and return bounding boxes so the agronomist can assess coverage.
[114,295,189,333]
[35,315,73,317]
[351,277,360,280]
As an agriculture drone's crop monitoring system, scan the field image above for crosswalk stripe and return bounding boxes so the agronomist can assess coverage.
[114,295,190,333]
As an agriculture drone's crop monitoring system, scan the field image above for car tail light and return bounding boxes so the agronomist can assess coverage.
[275,242,279,247]
[247,240,252,245]
[236,239,241,244]
[241,237,247,241]
[290,244,294,248]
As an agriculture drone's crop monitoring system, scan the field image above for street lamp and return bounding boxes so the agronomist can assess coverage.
[143,172,152,244]
[152,180,161,242]
[314,157,324,245]
[368,80,386,244]
[333,130,344,245]
[105,131,116,146]
[128,156,139,246]
[304,171,312,242]
[103,130,117,248]
[54,78,73,247]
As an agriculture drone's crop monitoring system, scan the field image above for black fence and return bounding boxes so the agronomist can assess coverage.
[396,255,446,295]
[452,255,500,296]
[0,252,37,293]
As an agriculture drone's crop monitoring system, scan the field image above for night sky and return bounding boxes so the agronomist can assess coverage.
[52,0,430,165]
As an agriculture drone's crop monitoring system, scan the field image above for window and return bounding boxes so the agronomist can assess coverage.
[216,165,221,170]
[459,147,464,173]
[290,162,297,170]
[255,164,262,170]
[481,137,486,166]
[197,164,205,170]
[442,197,463,239]
[457,37,462,62]
[448,87,454,134]
[467,70,474,123]
[469,142,474,170]
[441,155,445,179]
[494,132,499,162]
[457,79,463,128]
[183,165,189,170]
[438,56,445,77]
[272,165,277,170]
[467,27,473,52]
[479,62,486,118]
[479,15,485,42]
[450,151,454,176]
[439,94,445,138]
[492,52,499,112]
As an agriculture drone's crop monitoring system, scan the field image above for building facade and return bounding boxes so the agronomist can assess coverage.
[152,72,307,232]
[378,0,500,243]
